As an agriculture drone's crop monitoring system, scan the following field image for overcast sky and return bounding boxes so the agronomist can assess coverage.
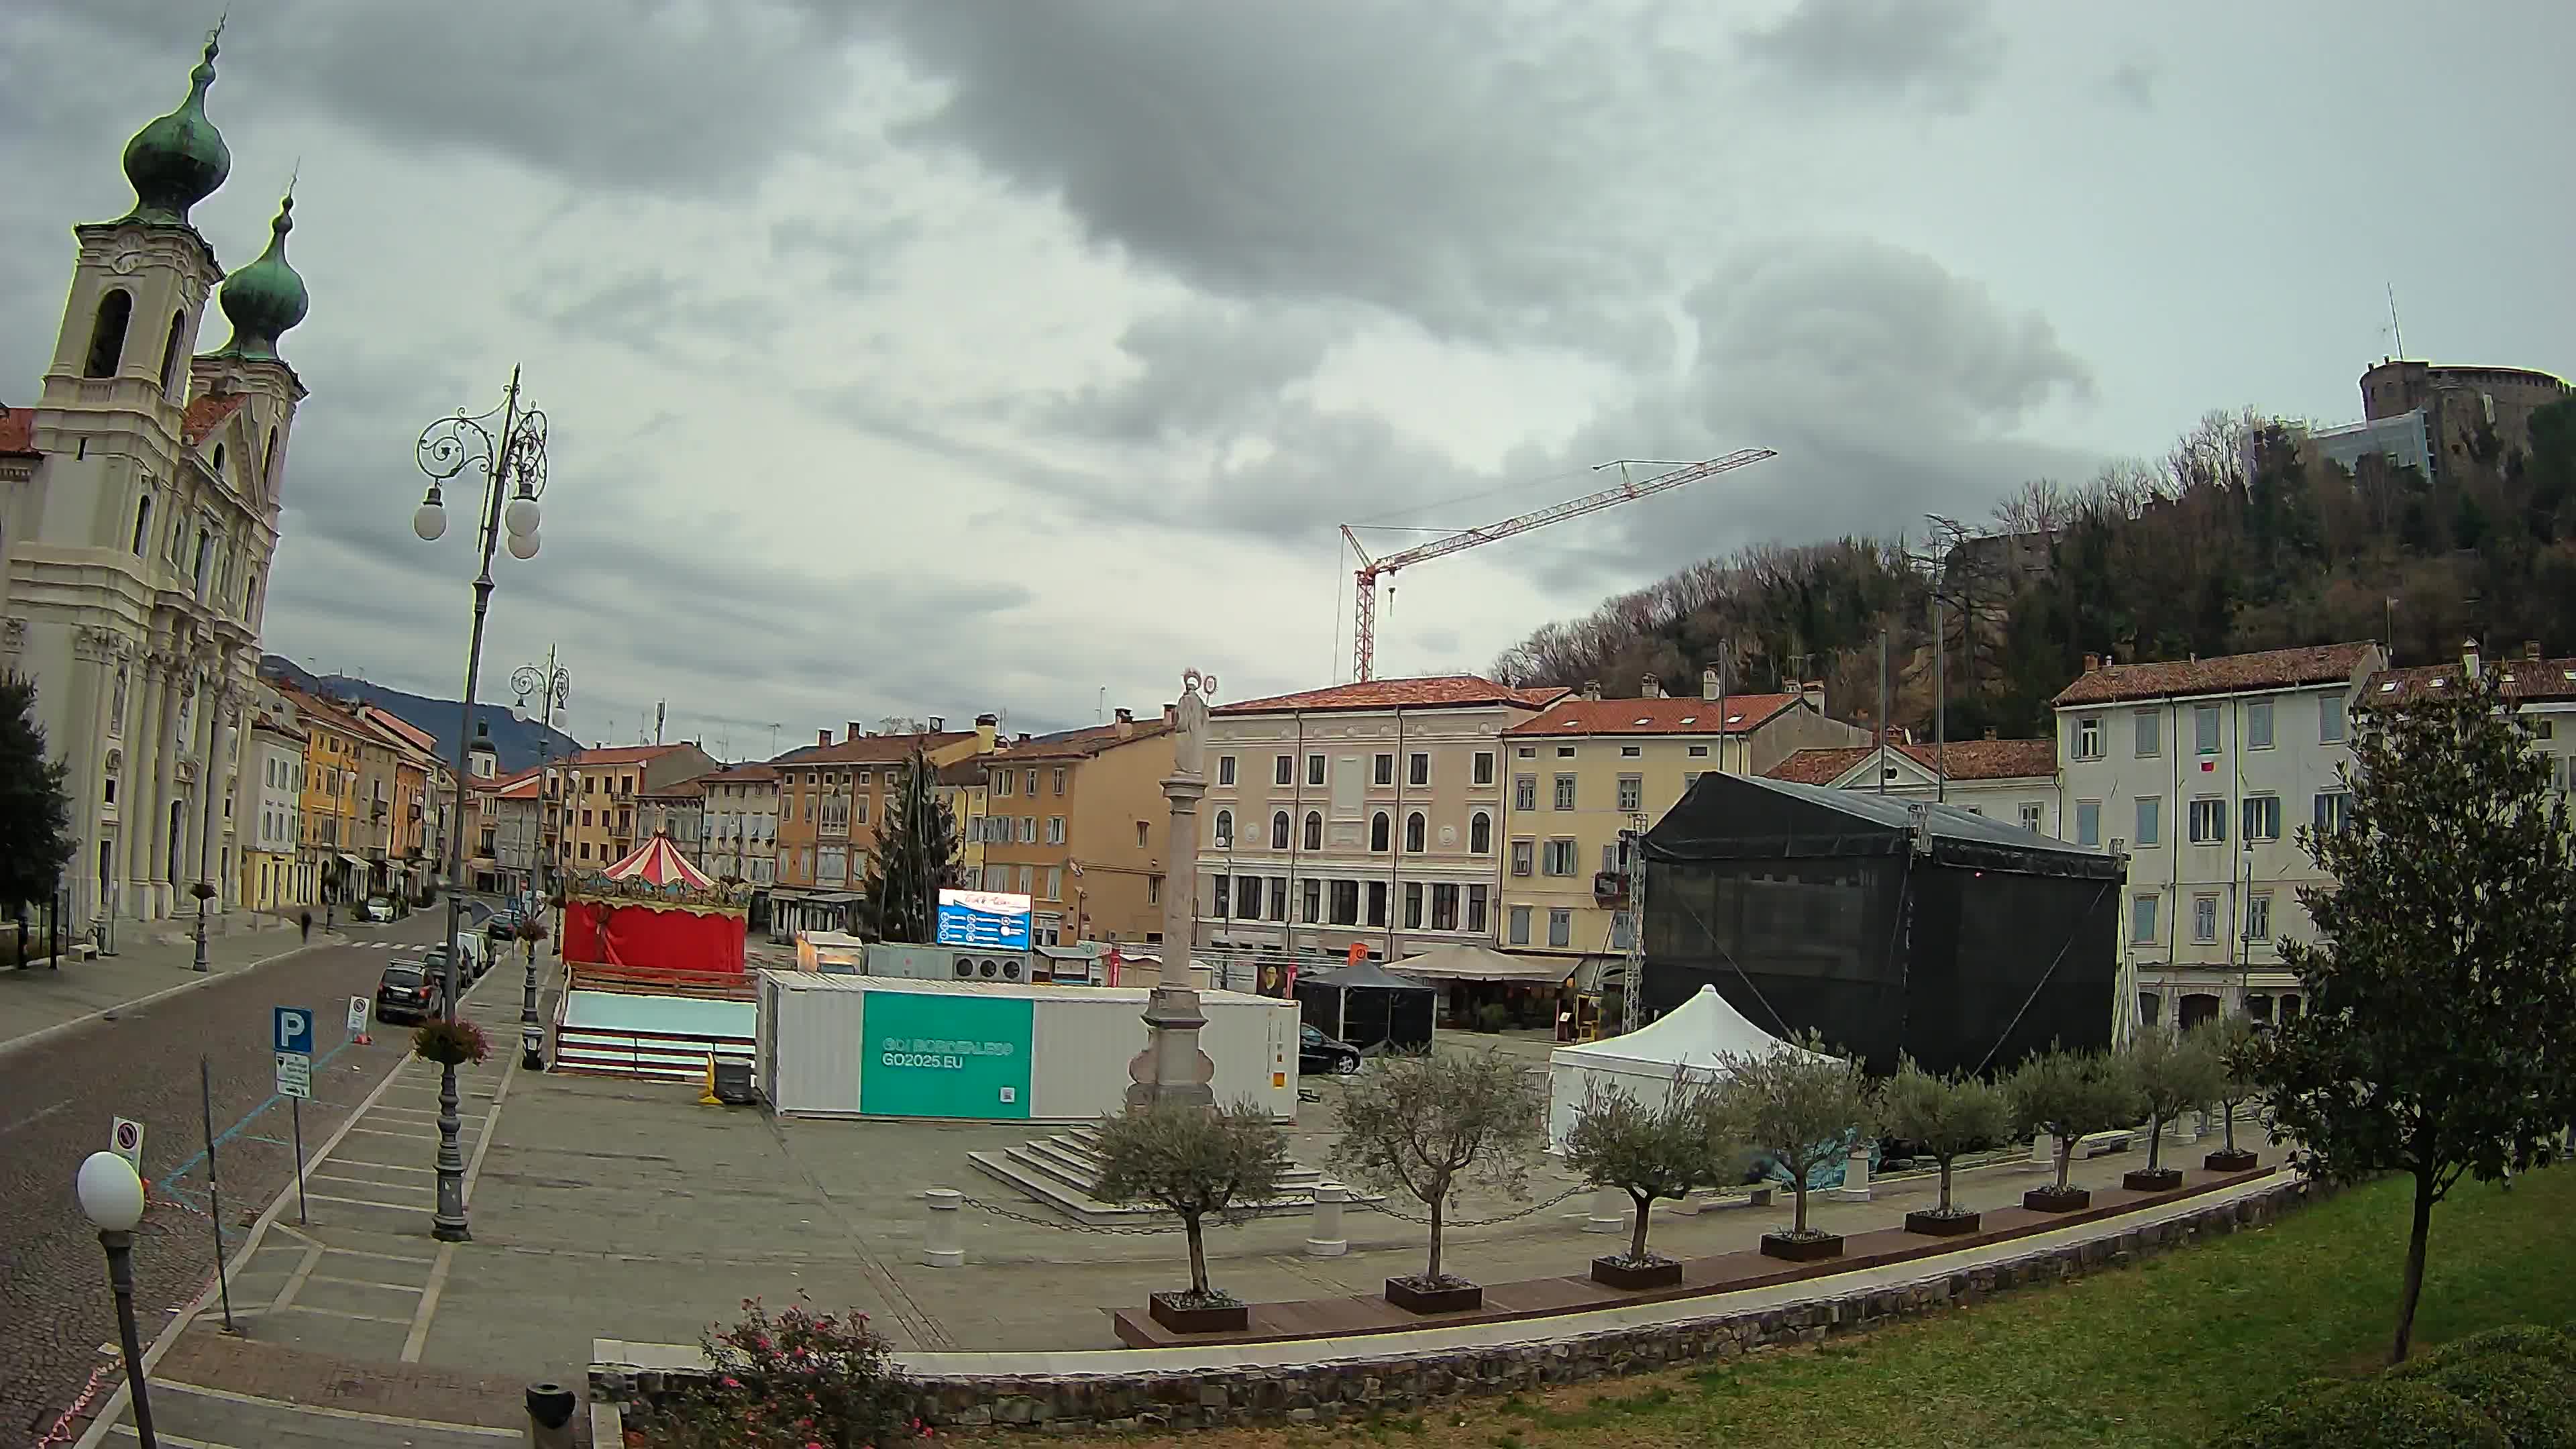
[5,1,2569,754]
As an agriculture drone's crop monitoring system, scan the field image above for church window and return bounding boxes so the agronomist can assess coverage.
[130,494,153,555]
[262,427,278,486]
[85,290,133,378]
[158,311,186,393]
[211,443,225,478]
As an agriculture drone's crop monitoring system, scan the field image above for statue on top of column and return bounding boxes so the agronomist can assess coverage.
[1173,667,1217,779]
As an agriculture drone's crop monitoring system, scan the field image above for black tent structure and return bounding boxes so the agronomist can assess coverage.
[1640,772,2123,1077]
[1295,961,1438,1053]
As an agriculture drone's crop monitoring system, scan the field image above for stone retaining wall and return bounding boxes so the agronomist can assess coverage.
[595,1175,2331,1434]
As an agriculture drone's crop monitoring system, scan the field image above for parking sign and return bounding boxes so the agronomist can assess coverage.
[273,1006,313,1055]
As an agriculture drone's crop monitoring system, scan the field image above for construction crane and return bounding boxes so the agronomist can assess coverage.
[1340,449,1778,682]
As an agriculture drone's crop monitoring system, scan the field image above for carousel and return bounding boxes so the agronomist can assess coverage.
[561,832,751,975]
[553,833,759,1084]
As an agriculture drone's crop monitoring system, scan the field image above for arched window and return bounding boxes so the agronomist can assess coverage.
[1470,811,1492,854]
[1303,810,1322,851]
[158,311,186,393]
[262,427,278,486]
[1370,812,1390,852]
[1270,811,1290,850]
[211,443,226,478]
[129,494,152,555]
[85,290,133,378]
[1405,812,1426,853]
[1213,809,1233,848]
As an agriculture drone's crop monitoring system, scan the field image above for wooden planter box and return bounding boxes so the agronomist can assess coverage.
[2123,1167,2184,1193]
[2023,1185,2092,1213]
[1383,1277,1483,1314]
[1759,1232,1844,1263]
[1904,1209,1981,1237]
[2204,1148,2259,1172]
[1590,1255,1684,1290]
[1146,1292,1248,1335]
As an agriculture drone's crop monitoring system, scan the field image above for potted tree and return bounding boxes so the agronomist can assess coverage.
[1562,1074,1738,1289]
[2006,1045,2139,1212]
[1878,1056,2011,1236]
[1330,1050,1544,1313]
[2201,1016,2264,1171]
[1091,1099,1291,1334]
[2123,1025,2224,1192]
[1717,1032,1873,1262]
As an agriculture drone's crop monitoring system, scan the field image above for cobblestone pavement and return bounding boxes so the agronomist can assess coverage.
[0,912,457,1443]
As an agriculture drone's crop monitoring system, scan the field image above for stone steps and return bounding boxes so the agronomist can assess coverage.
[967,1132,1373,1226]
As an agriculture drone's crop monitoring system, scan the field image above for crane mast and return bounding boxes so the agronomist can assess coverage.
[1342,448,1778,681]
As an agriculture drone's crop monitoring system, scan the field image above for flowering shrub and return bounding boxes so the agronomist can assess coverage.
[648,1299,914,1449]
[411,1018,490,1067]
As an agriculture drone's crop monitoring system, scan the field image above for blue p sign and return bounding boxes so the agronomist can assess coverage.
[273,1006,313,1055]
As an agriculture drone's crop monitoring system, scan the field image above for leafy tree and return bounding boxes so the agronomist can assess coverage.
[2204,1014,2263,1159]
[2253,664,2576,1364]
[1876,1057,2011,1218]
[1092,1099,1291,1305]
[2125,1024,2225,1175]
[1330,1050,1544,1287]
[2006,1046,2141,1195]
[857,749,958,944]
[1715,1031,1874,1238]
[1561,1075,1739,1264]
[0,674,76,955]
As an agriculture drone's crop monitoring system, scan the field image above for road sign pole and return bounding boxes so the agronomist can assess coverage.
[199,1056,235,1334]
[291,1097,308,1226]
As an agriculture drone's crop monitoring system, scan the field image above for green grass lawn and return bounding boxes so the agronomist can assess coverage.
[1177,1167,2576,1449]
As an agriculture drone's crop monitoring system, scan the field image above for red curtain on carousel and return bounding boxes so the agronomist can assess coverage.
[562,900,745,975]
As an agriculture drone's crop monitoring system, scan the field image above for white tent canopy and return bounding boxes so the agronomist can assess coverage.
[1544,985,1829,1148]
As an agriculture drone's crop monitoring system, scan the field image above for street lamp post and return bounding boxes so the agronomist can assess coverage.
[412,368,549,1243]
[78,1151,157,1448]
[511,652,570,1071]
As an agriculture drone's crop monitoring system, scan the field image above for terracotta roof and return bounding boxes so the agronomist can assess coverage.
[936,759,988,786]
[572,743,688,766]
[494,774,543,800]
[273,684,368,737]
[994,718,1173,761]
[2367,656,2576,706]
[699,762,779,783]
[1214,676,1567,716]
[640,777,706,800]
[1765,738,2058,786]
[768,731,975,767]
[356,704,439,757]
[2050,643,2379,707]
[181,392,251,445]
[1504,694,1802,737]
[0,407,36,458]
[250,712,306,743]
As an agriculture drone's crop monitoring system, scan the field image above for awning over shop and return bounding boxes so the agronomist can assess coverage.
[336,853,369,873]
[1389,943,1577,985]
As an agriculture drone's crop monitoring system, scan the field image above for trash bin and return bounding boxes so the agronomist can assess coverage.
[711,1059,756,1104]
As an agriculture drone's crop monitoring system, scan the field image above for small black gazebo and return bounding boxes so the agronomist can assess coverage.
[1295,961,1438,1053]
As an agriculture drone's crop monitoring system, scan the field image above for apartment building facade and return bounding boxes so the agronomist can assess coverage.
[700,762,780,888]
[637,777,706,865]
[770,720,994,938]
[2371,641,2576,790]
[1496,678,1866,974]
[2052,642,2384,1034]
[278,688,373,903]
[935,758,989,890]
[241,711,307,911]
[557,742,717,876]
[983,710,1176,946]
[1764,736,2061,834]
[1193,676,1564,967]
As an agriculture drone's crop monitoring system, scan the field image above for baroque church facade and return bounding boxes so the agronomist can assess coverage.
[0,28,311,931]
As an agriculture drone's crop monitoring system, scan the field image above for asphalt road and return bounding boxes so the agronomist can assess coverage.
[0,909,485,1442]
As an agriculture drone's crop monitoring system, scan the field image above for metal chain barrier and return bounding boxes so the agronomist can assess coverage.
[1351,1183,1589,1228]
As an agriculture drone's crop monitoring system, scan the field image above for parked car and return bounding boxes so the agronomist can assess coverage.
[376,962,443,1023]
[1299,1024,1362,1076]
[361,895,396,924]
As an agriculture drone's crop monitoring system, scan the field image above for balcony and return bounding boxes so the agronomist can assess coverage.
[1592,871,1630,906]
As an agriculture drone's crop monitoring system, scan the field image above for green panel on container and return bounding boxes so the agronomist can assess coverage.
[859,991,1034,1119]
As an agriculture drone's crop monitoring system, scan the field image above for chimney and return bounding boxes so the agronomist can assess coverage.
[1801,682,1826,713]
[2083,653,2100,673]
[1114,707,1135,737]
[1983,727,1998,741]
[1016,733,1032,745]
[1641,676,1663,698]
[2463,637,2481,679]
[848,720,864,741]
[975,712,999,752]
[1162,702,1177,729]
[2525,641,2543,661]
[818,728,833,747]
[1701,667,1720,702]
[1582,679,1603,701]
[929,716,946,732]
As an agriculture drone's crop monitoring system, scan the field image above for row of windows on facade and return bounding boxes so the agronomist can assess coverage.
[2062,789,2351,849]
[1213,741,1693,793]
[1212,807,1497,855]
[2129,890,2277,949]
[127,490,259,618]
[2068,695,2347,762]
[1208,875,1491,934]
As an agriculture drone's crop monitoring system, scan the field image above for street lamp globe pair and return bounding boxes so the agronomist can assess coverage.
[415,480,540,557]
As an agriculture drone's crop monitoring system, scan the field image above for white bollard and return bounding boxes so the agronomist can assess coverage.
[1305,1182,1349,1257]
[921,1187,964,1268]
[2031,1130,2059,1169]
[1584,1185,1627,1233]
[2167,1112,2198,1144]
[1831,1142,1873,1202]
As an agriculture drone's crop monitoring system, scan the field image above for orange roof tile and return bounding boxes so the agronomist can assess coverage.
[1765,738,2058,786]
[1214,676,1566,716]
[2367,655,2576,706]
[768,731,976,767]
[182,392,251,445]
[1503,694,1801,737]
[700,762,780,783]
[994,719,1173,761]
[571,743,688,766]
[2050,643,2378,707]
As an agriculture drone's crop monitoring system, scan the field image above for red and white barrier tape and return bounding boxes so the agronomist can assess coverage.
[32,1360,118,1448]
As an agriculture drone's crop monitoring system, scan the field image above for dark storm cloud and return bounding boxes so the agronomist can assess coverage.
[1038,303,1345,443]
[1737,0,2004,113]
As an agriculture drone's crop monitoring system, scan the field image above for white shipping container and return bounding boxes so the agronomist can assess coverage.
[756,972,1298,1121]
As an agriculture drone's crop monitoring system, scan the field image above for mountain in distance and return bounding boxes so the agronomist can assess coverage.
[258,654,580,775]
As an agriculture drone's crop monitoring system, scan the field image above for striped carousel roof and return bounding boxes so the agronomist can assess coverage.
[597,832,714,891]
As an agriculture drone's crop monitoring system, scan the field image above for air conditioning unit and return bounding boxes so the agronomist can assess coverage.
[867,942,1032,984]
[1000,959,1022,981]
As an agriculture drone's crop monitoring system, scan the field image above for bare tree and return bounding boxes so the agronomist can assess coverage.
[1330,1051,1544,1287]
[1093,1099,1291,1305]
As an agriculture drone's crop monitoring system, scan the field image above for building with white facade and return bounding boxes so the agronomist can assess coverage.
[2370,641,2576,792]
[2051,642,2383,1034]
[0,30,311,931]
[241,704,306,911]
[1764,735,2061,834]
[700,762,780,888]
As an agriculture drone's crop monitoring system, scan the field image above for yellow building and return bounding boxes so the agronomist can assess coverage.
[983,710,1177,945]
[279,687,369,904]
[934,757,991,890]
[1497,679,1864,975]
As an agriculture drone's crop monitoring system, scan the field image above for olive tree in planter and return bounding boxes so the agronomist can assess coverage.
[1330,1049,1544,1313]
[1091,1099,1292,1334]
[1716,1032,1873,1262]
[1561,1073,1739,1288]
[1878,1057,2011,1236]
[2122,1024,2225,1191]
[2006,1045,2139,1212]
[2201,1016,2263,1171]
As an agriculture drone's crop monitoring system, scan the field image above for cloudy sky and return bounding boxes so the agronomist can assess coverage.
[5,1,2569,753]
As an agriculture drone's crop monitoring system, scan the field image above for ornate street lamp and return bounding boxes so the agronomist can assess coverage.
[411,367,549,1243]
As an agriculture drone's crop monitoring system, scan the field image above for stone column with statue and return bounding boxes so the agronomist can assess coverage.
[1126,669,1220,1112]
